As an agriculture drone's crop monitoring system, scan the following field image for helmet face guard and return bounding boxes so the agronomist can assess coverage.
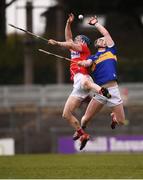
[74,35,91,45]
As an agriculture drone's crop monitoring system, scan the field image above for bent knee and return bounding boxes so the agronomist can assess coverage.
[62,112,67,119]
[82,78,91,90]
[62,111,71,120]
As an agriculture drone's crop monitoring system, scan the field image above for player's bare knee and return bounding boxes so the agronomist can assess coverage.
[62,111,68,120]
[62,111,71,120]
[82,78,90,89]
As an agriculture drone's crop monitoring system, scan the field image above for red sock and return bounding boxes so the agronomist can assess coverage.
[77,128,85,136]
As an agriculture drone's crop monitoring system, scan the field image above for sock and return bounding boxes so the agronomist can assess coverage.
[77,128,85,136]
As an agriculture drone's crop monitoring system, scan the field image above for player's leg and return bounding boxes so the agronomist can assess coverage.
[62,95,81,130]
[82,75,101,92]
[78,98,104,150]
[110,103,125,129]
[73,92,105,139]
[65,74,92,150]
[62,95,89,140]
[81,98,104,129]
[106,85,125,129]
[82,75,111,98]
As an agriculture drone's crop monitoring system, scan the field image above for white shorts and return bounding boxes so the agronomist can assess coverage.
[93,85,123,107]
[70,73,93,100]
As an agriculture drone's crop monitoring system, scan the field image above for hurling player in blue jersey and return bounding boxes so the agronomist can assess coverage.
[78,16,125,132]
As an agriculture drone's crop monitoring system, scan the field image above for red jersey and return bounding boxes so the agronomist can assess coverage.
[70,44,91,81]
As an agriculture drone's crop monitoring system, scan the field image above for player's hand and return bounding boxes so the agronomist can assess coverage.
[88,16,98,26]
[67,13,74,24]
[78,61,85,67]
[48,39,57,45]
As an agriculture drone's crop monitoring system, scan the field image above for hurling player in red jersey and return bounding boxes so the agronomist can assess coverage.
[77,16,125,136]
[48,13,111,150]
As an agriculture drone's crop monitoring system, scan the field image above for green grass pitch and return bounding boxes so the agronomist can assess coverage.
[0,153,143,179]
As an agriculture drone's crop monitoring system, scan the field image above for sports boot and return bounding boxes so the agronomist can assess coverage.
[80,133,90,150]
[100,87,111,99]
[73,131,80,141]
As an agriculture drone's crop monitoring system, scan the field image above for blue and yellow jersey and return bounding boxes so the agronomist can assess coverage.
[89,45,118,85]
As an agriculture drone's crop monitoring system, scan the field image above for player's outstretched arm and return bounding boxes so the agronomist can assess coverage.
[65,13,74,42]
[48,39,82,51]
[48,13,82,51]
[88,16,114,47]
[64,13,82,51]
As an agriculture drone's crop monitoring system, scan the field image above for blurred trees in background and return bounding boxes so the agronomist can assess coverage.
[0,34,58,84]
[0,0,143,84]
[0,0,17,42]
[0,37,23,84]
